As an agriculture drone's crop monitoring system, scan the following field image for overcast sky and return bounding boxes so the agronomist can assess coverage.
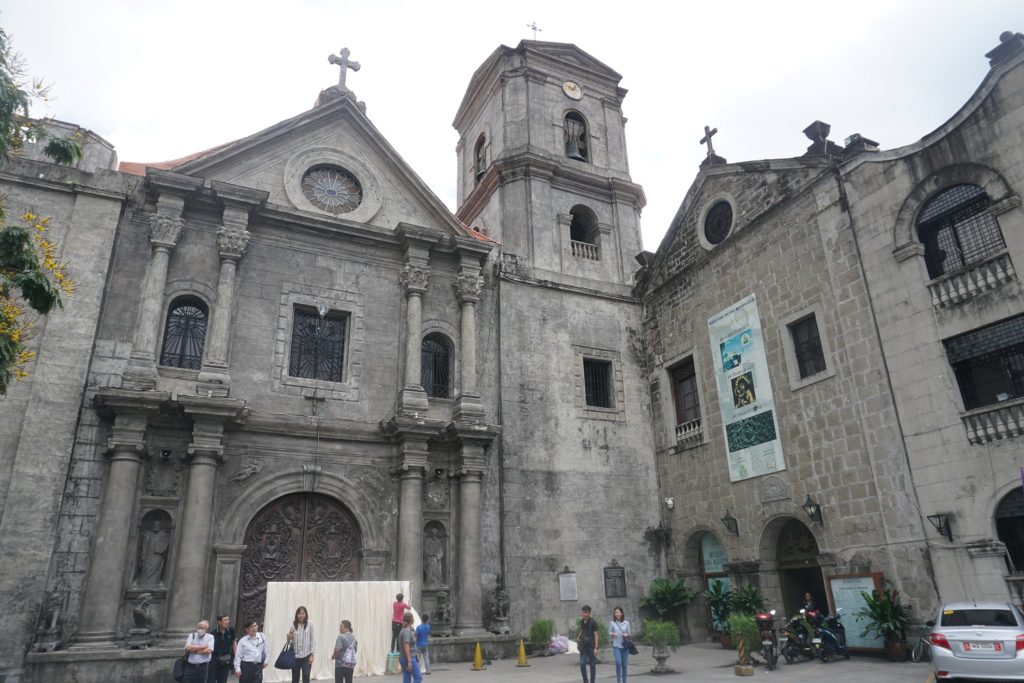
[2,1,1019,250]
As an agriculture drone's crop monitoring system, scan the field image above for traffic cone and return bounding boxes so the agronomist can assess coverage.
[471,642,486,670]
[516,639,530,667]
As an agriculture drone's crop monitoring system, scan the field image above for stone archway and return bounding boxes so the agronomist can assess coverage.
[775,518,825,617]
[236,493,362,626]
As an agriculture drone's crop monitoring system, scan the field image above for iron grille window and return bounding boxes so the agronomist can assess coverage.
[421,334,452,398]
[671,358,700,424]
[944,314,1024,410]
[289,306,347,382]
[159,297,208,369]
[790,315,826,378]
[917,184,1005,279]
[584,359,613,408]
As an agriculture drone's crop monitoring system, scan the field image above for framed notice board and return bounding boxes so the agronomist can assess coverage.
[825,572,884,651]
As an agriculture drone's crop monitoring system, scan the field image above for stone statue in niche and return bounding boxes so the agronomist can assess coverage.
[423,526,445,586]
[135,514,171,587]
[487,585,511,635]
[31,587,67,652]
[433,591,454,637]
[127,593,155,649]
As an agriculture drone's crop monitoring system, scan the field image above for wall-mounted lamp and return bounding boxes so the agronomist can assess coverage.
[801,495,823,524]
[926,513,954,542]
[721,510,739,536]
[664,497,674,510]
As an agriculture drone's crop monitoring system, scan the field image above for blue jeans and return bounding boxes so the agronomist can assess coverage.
[579,649,597,683]
[613,646,629,683]
[400,655,422,683]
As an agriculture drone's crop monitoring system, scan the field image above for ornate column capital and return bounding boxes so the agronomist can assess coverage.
[149,213,184,250]
[454,272,483,303]
[400,263,431,295]
[216,224,251,261]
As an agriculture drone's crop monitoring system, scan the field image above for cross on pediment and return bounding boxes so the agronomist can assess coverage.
[527,22,542,40]
[700,125,718,156]
[328,47,361,92]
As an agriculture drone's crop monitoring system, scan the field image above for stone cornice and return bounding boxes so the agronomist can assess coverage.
[146,168,204,197]
[178,395,247,421]
[94,388,171,415]
[210,180,269,209]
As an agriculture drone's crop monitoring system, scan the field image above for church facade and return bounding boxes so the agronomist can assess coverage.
[0,32,1022,682]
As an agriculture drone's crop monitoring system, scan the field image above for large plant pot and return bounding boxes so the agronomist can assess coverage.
[650,645,675,675]
[884,639,907,662]
[719,633,733,649]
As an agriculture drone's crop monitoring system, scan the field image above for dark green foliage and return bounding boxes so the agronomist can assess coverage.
[529,618,553,647]
[703,580,733,632]
[727,613,758,655]
[42,136,82,166]
[639,577,695,618]
[641,620,680,650]
[858,588,910,643]
[730,585,765,616]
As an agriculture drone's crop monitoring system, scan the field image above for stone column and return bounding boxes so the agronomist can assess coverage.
[397,439,428,608]
[73,394,166,647]
[122,196,186,390]
[455,466,485,635]
[454,270,484,423]
[198,208,252,397]
[399,262,430,415]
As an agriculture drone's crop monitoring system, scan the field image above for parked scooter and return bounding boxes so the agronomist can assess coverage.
[814,608,850,662]
[755,609,778,670]
[780,609,816,664]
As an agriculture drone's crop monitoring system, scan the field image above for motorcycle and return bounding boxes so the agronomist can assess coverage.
[780,609,816,664]
[814,607,850,662]
[755,609,778,670]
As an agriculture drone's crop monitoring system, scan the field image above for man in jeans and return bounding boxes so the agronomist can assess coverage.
[576,605,599,683]
[399,612,422,683]
[208,614,235,683]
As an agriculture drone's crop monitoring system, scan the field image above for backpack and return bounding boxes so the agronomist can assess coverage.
[341,639,358,667]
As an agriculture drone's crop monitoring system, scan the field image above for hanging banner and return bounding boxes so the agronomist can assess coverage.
[707,294,785,482]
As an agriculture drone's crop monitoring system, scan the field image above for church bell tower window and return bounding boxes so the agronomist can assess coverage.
[564,112,589,162]
[474,134,487,183]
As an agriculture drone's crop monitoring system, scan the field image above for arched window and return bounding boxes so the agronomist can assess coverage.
[159,296,208,369]
[421,334,452,398]
[996,489,1024,574]
[474,134,487,182]
[917,184,1005,278]
[564,112,589,162]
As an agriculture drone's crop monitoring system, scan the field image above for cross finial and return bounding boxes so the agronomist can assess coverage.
[328,47,361,92]
[700,125,718,156]
[527,22,542,40]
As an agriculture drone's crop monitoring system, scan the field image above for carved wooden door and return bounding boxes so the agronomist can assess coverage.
[237,493,361,626]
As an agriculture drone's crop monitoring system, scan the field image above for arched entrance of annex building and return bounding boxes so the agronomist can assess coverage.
[996,488,1024,574]
[237,493,362,626]
[776,518,826,617]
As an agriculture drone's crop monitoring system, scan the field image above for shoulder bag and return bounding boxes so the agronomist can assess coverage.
[341,639,358,667]
[274,642,297,670]
[172,633,194,681]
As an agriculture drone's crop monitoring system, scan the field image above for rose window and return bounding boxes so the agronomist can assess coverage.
[301,165,363,214]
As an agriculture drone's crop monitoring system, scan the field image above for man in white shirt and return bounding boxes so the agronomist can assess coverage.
[234,620,269,683]
[183,620,216,683]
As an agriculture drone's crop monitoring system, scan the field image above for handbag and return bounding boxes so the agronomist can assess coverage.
[274,642,297,670]
[171,653,187,682]
[624,635,639,656]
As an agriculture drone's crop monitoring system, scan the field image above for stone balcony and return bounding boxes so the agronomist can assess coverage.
[570,240,600,261]
[928,250,1016,309]
[963,396,1024,445]
[675,417,704,449]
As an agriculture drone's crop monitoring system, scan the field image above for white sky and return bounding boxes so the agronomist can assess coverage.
[2,1,1020,251]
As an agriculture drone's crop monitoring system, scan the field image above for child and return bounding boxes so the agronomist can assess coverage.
[415,613,431,675]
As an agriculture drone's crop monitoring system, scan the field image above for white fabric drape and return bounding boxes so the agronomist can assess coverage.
[263,581,416,681]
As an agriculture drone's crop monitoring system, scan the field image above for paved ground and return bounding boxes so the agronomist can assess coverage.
[416,642,938,683]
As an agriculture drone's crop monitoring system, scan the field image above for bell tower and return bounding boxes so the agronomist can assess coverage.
[452,40,645,285]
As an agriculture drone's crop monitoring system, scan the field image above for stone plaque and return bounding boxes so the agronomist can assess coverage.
[759,474,790,503]
[603,561,626,598]
[558,570,578,601]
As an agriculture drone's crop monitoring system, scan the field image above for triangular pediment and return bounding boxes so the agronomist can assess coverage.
[167,95,466,236]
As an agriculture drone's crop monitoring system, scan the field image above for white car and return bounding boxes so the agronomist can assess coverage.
[929,601,1024,680]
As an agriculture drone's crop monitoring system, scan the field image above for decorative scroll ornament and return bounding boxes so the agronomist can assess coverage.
[453,272,484,302]
[149,214,184,249]
[400,263,430,293]
[425,479,450,509]
[217,225,252,259]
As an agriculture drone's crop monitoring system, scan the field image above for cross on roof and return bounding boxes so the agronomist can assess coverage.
[700,125,718,156]
[328,47,361,92]
[527,22,543,40]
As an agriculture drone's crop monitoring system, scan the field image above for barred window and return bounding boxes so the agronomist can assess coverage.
[159,297,208,369]
[671,358,700,424]
[289,306,347,382]
[945,314,1024,411]
[584,359,613,408]
[421,334,452,398]
[789,315,826,379]
[917,184,1005,279]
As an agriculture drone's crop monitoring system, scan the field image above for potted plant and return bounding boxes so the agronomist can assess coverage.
[726,613,759,663]
[858,588,910,661]
[528,618,554,655]
[730,585,764,616]
[703,580,734,648]
[643,619,681,674]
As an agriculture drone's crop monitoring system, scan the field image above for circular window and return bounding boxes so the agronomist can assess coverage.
[703,201,733,245]
[301,165,363,214]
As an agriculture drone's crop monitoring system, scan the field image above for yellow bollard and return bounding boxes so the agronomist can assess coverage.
[516,639,531,667]
[471,642,486,670]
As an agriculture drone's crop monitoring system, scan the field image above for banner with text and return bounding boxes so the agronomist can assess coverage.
[708,294,785,482]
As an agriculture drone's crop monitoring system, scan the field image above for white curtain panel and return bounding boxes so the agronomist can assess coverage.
[263,580,416,681]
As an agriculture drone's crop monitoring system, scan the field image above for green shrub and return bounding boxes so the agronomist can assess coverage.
[730,585,764,616]
[529,618,554,647]
[726,613,758,654]
[639,577,695,619]
[642,620,680,650]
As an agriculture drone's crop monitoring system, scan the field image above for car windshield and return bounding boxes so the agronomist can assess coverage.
[939,609,1018,628]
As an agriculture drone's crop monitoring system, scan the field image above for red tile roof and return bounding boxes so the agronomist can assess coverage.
[117,142,233,176]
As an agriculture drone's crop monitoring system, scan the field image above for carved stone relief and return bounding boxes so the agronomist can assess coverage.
[759,474,790,503]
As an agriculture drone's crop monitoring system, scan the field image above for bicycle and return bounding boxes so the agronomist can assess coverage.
[911,622,933,663]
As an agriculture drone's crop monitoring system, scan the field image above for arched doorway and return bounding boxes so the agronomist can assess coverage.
[996,488,1024,574]
[776,518,825,617]
[237,493,361,626]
